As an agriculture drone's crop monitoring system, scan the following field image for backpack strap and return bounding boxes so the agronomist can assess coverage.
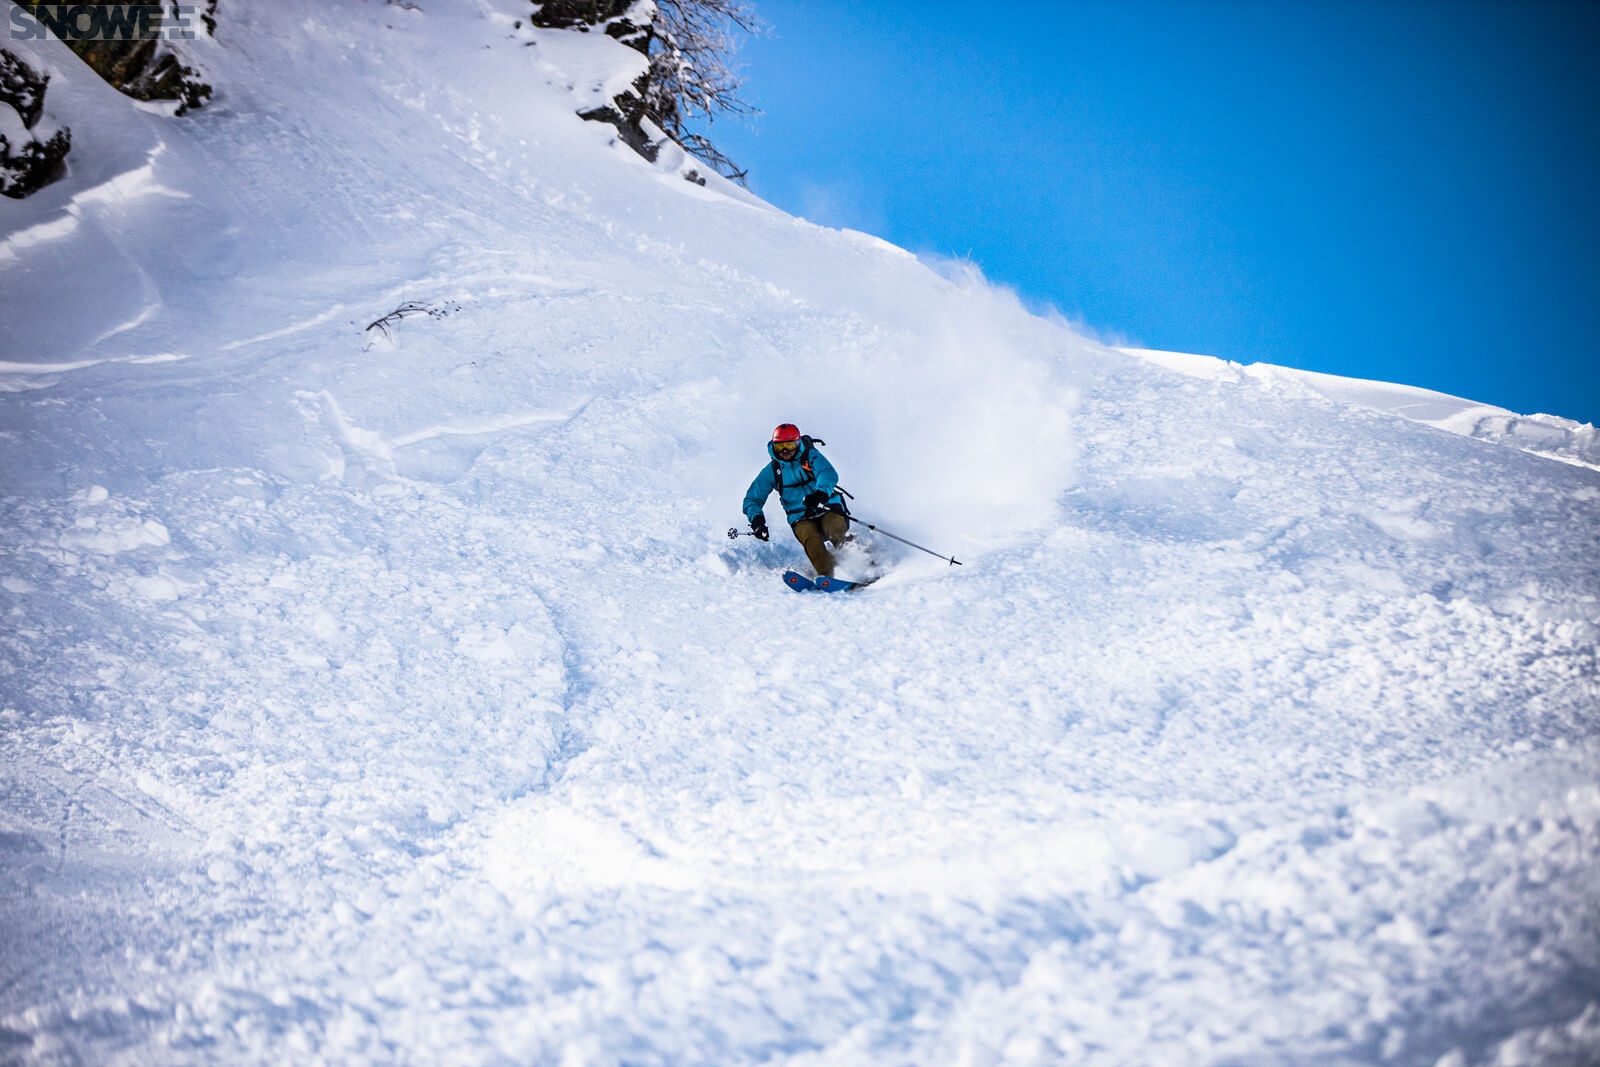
[771,435,823,492]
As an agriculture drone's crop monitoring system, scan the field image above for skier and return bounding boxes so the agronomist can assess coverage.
[743,423,852,578]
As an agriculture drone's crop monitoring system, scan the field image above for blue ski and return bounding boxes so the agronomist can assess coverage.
[783,570,816,592]
[815,575,873,593]
[785,571,876,593]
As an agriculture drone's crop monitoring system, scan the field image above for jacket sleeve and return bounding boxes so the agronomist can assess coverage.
[810,449,840,498]
[743,465,776,522]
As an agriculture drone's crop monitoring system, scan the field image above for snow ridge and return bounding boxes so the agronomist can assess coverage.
[1125,347,1600,472]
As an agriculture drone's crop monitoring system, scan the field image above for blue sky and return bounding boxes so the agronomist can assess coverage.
[709,0,1600,426]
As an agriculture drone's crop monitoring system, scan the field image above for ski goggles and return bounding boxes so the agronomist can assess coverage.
[773,441,801,456]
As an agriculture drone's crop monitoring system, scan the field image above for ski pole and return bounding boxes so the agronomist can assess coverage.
[727,526,760,539]
[844,513,962,566]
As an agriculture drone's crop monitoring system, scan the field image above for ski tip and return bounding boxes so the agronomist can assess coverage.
[783,570,816,591]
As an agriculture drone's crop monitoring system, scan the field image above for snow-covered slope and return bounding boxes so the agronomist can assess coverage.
[2,4,1598,1065]
[1124,348,1600,473]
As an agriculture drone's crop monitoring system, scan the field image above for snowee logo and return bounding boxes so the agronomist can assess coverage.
[9,5,201,42]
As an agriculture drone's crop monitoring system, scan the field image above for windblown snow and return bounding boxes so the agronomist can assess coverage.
[2,3,1598,1065]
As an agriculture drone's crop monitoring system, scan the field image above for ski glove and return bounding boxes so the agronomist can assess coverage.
[750,515,770,541]
[804,490,829,515]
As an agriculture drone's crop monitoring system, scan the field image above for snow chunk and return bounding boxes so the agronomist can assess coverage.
[57,487,170,555]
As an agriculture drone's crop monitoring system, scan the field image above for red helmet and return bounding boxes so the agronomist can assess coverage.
[771,423,801,444]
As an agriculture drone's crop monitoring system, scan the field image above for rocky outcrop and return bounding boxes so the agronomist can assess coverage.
[527,0,660,159]
[0,49,71,199]
[12,1,215,114]
[527,0,648,41]
[526,0,749,183]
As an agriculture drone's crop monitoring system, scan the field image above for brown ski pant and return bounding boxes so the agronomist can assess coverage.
[791,511,851,577]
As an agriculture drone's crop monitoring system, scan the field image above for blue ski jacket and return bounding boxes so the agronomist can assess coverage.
[744,439,843,525]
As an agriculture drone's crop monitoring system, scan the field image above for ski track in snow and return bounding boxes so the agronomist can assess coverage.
[2,3,1599,1065]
